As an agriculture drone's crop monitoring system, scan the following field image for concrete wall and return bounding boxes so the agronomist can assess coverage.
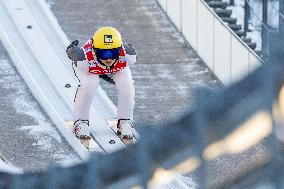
[157,0,262,85]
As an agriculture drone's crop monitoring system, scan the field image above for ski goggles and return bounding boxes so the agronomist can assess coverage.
[95,48,121,60]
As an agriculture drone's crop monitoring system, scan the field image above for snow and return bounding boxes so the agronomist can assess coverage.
[0,57,78,164]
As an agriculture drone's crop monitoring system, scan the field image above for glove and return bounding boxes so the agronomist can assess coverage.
[66,40,79,53]
[124,43,136,55]
[66,40,85,62]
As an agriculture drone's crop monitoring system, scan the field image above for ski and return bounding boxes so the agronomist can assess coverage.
[64,119,138,153]
[64,121,104,153]
[106,118,138,145]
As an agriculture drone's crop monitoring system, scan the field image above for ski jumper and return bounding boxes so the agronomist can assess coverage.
[73,39,136,122]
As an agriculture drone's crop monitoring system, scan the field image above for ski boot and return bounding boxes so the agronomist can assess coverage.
[73,120,91,139]
[117,119,134,139]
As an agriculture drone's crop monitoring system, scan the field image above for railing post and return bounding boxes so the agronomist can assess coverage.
[268,0,284,65]
[278,0,284,61]
[262,0,269,61]
[244,0,250,35]
[280,0,284,38]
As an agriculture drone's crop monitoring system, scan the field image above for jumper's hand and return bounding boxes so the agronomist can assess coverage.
[66,40,85,65]
[124,43,136,55]
[66,40,79,53]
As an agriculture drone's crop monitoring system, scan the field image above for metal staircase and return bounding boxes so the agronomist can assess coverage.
[205,0,257,51]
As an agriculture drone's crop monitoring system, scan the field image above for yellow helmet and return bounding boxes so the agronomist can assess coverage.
[93,27,123,50]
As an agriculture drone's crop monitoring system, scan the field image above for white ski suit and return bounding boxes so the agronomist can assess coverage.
[67,40,136,123]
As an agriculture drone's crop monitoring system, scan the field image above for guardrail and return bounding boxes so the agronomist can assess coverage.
[156,0,263,85]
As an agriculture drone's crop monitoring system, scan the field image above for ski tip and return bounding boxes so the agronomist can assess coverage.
[80,138,91,149]
[121,138,135,145]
